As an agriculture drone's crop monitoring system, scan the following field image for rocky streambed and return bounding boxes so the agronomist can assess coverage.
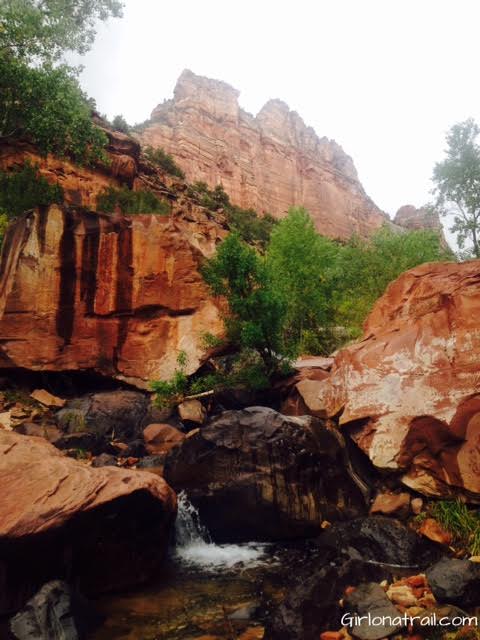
[1,380,480,640]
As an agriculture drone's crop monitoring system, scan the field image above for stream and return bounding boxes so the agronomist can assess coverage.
[90,492,310,639]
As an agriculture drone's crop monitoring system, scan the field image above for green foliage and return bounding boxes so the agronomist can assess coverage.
[0,57,108,163]
[0,162,64,218]
[0,0,122,163]
[430,499,480,556]
[151,351,189,408]
[144,146,185,179]
[266,207,338,354]
[0,0,123,62]
[334,226,452,333]
[96,186,170,215]
[0,213,9,248]
[111,114,130,133]
[186,182,277,249]
[432,118,480,258]
[202,233,288,378]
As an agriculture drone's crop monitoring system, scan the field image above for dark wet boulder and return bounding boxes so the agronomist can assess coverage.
[426,557,480,606]
[164,407,367,542]
[318,516,441,567]
[9,581,99,640]
[56,390,151,444]
[263,556,390,640]
[91,453,117,468]
[343,582,403,639]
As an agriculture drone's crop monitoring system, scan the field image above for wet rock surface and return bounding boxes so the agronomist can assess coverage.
[9,580,99,640]
[0,431,176,614]
[318,516,442,567]
[426,557,480,606]
[343,582,403,640]
[164,407,366,542]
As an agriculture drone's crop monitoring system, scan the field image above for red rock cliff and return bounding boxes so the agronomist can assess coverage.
[138,70,388,239]
[0,204,225,388]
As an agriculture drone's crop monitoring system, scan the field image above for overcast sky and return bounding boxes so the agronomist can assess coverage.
[73,0,480,242]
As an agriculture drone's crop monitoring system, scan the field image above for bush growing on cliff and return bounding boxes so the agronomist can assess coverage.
[111,114,130,133]
[0,163,64,218]
[144,146,185,179]
[96,186,170,215]
[187,182,277,249]
[0,1,122,163]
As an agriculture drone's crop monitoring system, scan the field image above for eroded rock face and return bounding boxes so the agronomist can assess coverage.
[138,69,387,239]
[0,431,176,614]
[0,205,224,387]
[325,260,480,500]
[163,407,366,542]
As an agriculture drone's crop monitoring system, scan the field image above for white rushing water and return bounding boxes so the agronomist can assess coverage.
[174,491,269,570]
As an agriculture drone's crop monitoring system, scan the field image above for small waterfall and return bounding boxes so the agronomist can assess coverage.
[174,491,269,570]
[175,491,212,546]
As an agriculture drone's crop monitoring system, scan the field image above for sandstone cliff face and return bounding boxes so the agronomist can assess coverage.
[138,69,388,239]
[323,260,480,500]
[0,204,225,388]
[0,123,141,210]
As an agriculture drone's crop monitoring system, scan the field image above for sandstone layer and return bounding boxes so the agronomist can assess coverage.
[138,69,388,239]
[0,431,176,613]
[323,260,480,500]
[0,204,225,387]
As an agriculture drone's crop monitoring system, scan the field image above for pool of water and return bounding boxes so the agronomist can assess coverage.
[90,494,308,640]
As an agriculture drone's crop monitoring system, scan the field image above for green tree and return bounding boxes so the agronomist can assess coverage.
[111,114,130,133]
[335,226,451,333]
[201,233,288,377]
[0,0,123,163]
[266,207,337,353]
[0,0,123,62]
[0,57,108,163]
[433,119,480,258]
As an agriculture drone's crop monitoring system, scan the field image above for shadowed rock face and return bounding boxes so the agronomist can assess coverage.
[0,431,177,614]
[324,260,480,500]
[0,205,224,387]
[138,69,388,239]
[163,407,366,542]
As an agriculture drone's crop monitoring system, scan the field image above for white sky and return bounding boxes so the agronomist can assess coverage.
[73,0,480,245]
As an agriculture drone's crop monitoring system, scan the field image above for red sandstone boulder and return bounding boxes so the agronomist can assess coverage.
[370,492,411,518]
[325,260,480,500]
[0,431,176,614]
[143,423,185,455]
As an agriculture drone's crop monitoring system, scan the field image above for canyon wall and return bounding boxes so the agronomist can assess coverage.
[0,205,224,388]
[138,70,389,239]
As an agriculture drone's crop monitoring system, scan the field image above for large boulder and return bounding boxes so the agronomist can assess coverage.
[317,516,441,567]
[323,260,480,500]
[163,407,366,542]
[56,390,151,443]
[0,431,176,614]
